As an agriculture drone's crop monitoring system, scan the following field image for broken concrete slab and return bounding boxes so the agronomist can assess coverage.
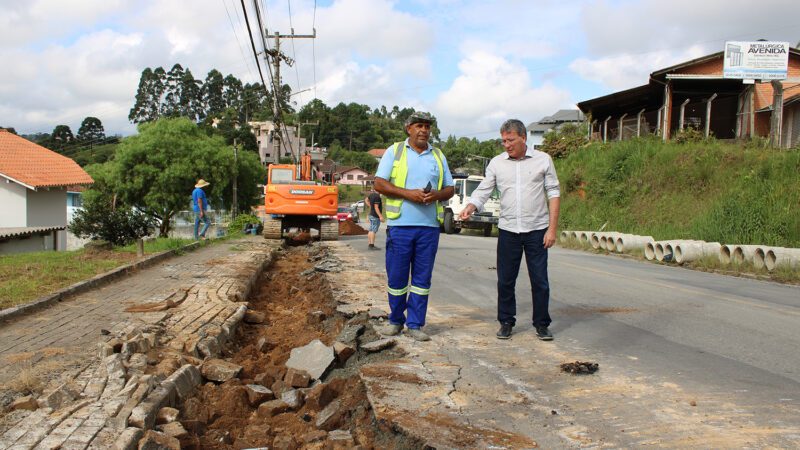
[257,399,291,417]
[38,380,81,410]
[285,339,334,380]
[315,399,344,431]
[368,308,388,319]
[200,359,242,382]
[284,368,311,388]
[156,407,179,425]
[280,389,304,410]
[244,384,275,406]
[335,324,365,346]
[361,338,396,353]
[10,395,39,411]
[333,341,355,363]
[138,430,180,450]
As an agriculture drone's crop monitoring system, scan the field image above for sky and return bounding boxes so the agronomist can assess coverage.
[1,0,798,141]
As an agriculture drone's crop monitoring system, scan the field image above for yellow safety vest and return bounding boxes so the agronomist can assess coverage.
[384,142,445,224]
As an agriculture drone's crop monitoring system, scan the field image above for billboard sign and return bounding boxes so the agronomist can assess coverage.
[723,41,789,80]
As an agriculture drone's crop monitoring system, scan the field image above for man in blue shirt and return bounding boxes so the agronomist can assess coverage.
[192,179,211,240]
[374,112,454,341]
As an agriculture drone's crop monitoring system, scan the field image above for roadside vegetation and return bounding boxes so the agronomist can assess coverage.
[552,135,799,248]
[0,237,194,309]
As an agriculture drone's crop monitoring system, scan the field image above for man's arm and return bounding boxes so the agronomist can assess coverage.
[543,197,560,249]
[374,177,428,204]
[459,161,497,220]
[198,197,205,217]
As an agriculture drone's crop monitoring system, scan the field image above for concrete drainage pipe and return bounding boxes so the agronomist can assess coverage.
[578,232,593,245]
[660,240,701,262]
[764,247,800,271]
[674,242,721,264]
[615,235,654,253]
[732,245,761,265]
[719,245,735,265]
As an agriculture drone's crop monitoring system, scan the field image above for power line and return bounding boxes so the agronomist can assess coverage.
[287,0,302,93]
[224,0,257,82]
[239,0,271,100]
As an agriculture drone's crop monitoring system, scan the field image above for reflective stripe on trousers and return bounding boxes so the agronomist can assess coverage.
[384,226,440,329]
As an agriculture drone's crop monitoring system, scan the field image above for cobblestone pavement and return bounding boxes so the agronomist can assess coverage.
[0,237,278,449]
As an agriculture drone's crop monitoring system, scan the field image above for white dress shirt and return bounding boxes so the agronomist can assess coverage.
[468,146,560,233]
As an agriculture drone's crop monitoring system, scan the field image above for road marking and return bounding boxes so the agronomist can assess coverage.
[556,261,800,317]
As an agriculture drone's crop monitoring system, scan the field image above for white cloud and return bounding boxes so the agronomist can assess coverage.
[434,51,573,137]
[569,46,707,91]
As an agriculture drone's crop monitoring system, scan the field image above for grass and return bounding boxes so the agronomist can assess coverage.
[0,237,195,310]
[556,137,800,247]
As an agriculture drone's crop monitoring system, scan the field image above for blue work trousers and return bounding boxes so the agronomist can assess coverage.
[497,228,552,328]
[385,226,440,329]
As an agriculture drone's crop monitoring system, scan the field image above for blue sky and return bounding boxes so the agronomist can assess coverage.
[1,0,798,140]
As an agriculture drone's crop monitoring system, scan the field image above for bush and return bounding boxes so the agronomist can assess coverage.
[228,214,262,235]
[673,127,705,144]
[541,123,588,159]
[69,196,156,246]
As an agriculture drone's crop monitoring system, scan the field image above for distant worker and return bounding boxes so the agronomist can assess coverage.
[365,187,384,250]
[192,179,211,241]
[459,119,560,341]
[374,111,455,341]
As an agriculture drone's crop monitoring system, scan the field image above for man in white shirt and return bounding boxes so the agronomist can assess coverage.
[460,119,560,340]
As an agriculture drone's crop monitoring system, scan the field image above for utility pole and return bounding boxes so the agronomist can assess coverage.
[232,138,239,220]
[264,28,316,163]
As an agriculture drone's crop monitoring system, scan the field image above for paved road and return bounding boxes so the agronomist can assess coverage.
[341,229,800,447]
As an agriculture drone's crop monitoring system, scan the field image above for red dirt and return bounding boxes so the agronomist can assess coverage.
[176,246,412,449]
[339,220,368,236]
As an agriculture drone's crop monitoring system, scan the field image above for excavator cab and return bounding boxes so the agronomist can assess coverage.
[263,155,339,241]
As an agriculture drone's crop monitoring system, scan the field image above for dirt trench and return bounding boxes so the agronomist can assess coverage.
[174,245,425,449]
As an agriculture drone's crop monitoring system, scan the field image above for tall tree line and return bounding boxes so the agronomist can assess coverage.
[128,64,294,125]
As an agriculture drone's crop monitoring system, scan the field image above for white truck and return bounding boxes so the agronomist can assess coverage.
[443,175,500,236]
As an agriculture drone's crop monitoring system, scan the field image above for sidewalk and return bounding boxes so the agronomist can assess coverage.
[0,236,278,449]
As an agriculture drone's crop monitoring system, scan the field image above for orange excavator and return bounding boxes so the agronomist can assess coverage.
[263,152,339,240]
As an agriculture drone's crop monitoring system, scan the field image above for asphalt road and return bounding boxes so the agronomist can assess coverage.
[342,228,800,447]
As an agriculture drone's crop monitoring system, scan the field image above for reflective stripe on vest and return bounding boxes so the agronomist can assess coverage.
[384,141,445,224]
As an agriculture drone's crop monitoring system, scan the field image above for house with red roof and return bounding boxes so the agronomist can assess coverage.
[0,129,93,253]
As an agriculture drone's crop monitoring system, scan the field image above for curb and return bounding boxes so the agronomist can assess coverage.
[0,241,202,323]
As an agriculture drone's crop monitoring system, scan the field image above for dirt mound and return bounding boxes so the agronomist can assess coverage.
[339,220,368,236]
[560,361,599,374]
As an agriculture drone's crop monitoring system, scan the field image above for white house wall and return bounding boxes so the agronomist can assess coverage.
[0,180,27,227]
[26,188,67,251]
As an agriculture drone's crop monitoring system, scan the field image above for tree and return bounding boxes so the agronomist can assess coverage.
[128,67,166,123]
[68,162,156,246]
[77,117,105,145]
[113,117,262,236]
[202,69,226,119]
[49,124,74,151]
[1,127,16,134]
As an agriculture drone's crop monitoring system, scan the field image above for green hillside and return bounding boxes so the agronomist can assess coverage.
[555,138,800,248]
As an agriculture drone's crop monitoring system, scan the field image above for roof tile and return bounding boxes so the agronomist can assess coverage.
[0,130,93,189]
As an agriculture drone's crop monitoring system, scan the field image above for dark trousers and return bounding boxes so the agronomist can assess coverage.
[497,228,552,328]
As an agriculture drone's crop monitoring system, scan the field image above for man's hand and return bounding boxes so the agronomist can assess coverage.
[459,204,476,221]
[543,228,557,249]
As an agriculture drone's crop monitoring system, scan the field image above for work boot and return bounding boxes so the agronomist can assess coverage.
[536,326,554,341]
[496,323,513,339]
[406,328,431,342]
[379,323,403,336]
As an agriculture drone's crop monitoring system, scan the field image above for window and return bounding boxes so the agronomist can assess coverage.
[347,174,354,180]
[357,174,364,180]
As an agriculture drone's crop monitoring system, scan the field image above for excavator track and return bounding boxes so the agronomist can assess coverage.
[319,219,339,241]
[262,217,283,240]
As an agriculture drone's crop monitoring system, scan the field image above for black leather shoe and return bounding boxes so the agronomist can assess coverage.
[536,326,553,341]
[496,323,513,339]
